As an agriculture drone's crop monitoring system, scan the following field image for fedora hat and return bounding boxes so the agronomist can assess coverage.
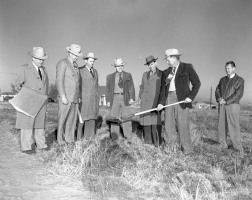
[66,44,83,57]
[28,47,48,60]
[83,52,97,60]
[144,55,158,65]
[165,49,182,58]
[111,58,126,67]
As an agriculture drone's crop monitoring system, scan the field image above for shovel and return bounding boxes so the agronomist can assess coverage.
[107,100,185,124]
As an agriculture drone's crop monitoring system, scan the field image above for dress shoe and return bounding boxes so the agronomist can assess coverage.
[22,150,36,154]
[37,146,50,151]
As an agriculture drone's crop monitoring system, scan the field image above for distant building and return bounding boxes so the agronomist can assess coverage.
[194,102,217,110]
[99,86,107,106]
[0,92,16,102]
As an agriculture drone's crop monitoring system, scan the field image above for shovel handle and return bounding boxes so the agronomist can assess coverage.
[134,100,185,116]
[121,100,185,121]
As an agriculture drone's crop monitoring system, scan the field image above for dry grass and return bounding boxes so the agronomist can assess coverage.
[2,102,252,200]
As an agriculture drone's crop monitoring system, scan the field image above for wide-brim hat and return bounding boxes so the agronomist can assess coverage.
[165,49,182,58]
[144,55,158,65]
[28,47,48,60]
[83,52,97,60]
[66,44,83,57]
[111,58,126,67]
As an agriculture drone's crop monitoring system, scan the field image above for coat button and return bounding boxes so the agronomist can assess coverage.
[39,88,41,90]
[37,77,39,79]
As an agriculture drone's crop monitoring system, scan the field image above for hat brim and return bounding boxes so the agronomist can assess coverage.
[144,58,158,65]
[164,53,182,59]
[83,57,98,60]
[66,47,83,57]
[28,52,48,60]
[112,63,126,67]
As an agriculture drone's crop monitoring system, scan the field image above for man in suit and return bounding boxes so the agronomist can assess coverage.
[77,52,100,140]
[215,61,244,157]
[56,44,83,145]
[157,49,201,155]
[106,58,135,140]
[14,47,49,154]
[139,55,162,146]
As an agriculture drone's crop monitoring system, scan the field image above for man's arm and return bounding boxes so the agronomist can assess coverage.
[215,78,223,103]
[128,73,135,104]
[105,75,111,107]
[56,60,68,104]
[14,66,25,92]
[187,64,201,101]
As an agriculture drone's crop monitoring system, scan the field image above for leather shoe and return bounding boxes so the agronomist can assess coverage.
[22,150,36,154]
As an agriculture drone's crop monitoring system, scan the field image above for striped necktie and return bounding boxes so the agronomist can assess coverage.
[90,67,95,78]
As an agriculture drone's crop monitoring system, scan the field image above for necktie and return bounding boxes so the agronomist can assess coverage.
[38,67,42,80]
[171,67,176,76]
[90,67,95,78]
[73,62,78,68]
[118,73,123,88]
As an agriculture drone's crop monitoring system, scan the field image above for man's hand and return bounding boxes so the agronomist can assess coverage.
[107,102,110,107]
[62,95,68,105]
[157,104,164,111]
[219,98,226,105]
[79,98,81,103]
[129,99,135,105]
[184,97,192,103]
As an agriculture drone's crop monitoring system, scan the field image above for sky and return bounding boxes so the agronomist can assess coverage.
[0,0,252,104]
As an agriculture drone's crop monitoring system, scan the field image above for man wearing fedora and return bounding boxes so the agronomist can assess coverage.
[106,58,135,140]
[139,55,163,146]
[157,49,201,155]
[56,44,83,145]
[14,47,49,154]
[215,61,244,157]
[77,52,100,140]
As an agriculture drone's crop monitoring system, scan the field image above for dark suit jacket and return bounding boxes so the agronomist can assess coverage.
[215,74,244,105]
[106,71,135,108]
[159,62,201,109]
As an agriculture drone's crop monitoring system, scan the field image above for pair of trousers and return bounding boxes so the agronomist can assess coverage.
[21,129,47,151]
[57,101,78,144]
[143,125,162,146]
[164,92,192,152]
[218,104,242,149]
[110,94,133,140]
[77,119,96,140]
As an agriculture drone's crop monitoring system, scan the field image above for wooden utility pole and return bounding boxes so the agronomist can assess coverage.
[210,87,212,109]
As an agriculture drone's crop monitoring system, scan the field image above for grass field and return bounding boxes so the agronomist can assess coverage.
[3,102,252,200]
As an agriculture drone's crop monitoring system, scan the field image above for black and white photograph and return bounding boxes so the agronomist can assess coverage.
[0,0,252,199]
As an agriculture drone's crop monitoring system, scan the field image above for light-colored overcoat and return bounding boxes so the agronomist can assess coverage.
[139,68,162,125]
[56,58,80,103]
[79,66,99,121]
[15,61,49,129]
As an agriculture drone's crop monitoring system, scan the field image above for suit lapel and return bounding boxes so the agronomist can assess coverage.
[65,58,78,81]
[175,62,184,78]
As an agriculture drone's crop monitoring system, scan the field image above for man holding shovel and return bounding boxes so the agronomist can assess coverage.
[157,49,201,155]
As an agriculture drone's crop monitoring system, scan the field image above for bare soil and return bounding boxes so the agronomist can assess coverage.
[0,103,91,200]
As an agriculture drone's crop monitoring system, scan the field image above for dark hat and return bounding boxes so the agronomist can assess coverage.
[144,55,158,65]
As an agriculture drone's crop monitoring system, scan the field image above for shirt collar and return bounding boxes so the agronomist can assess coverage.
[32,61,39,71]
[229,73,235,79]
